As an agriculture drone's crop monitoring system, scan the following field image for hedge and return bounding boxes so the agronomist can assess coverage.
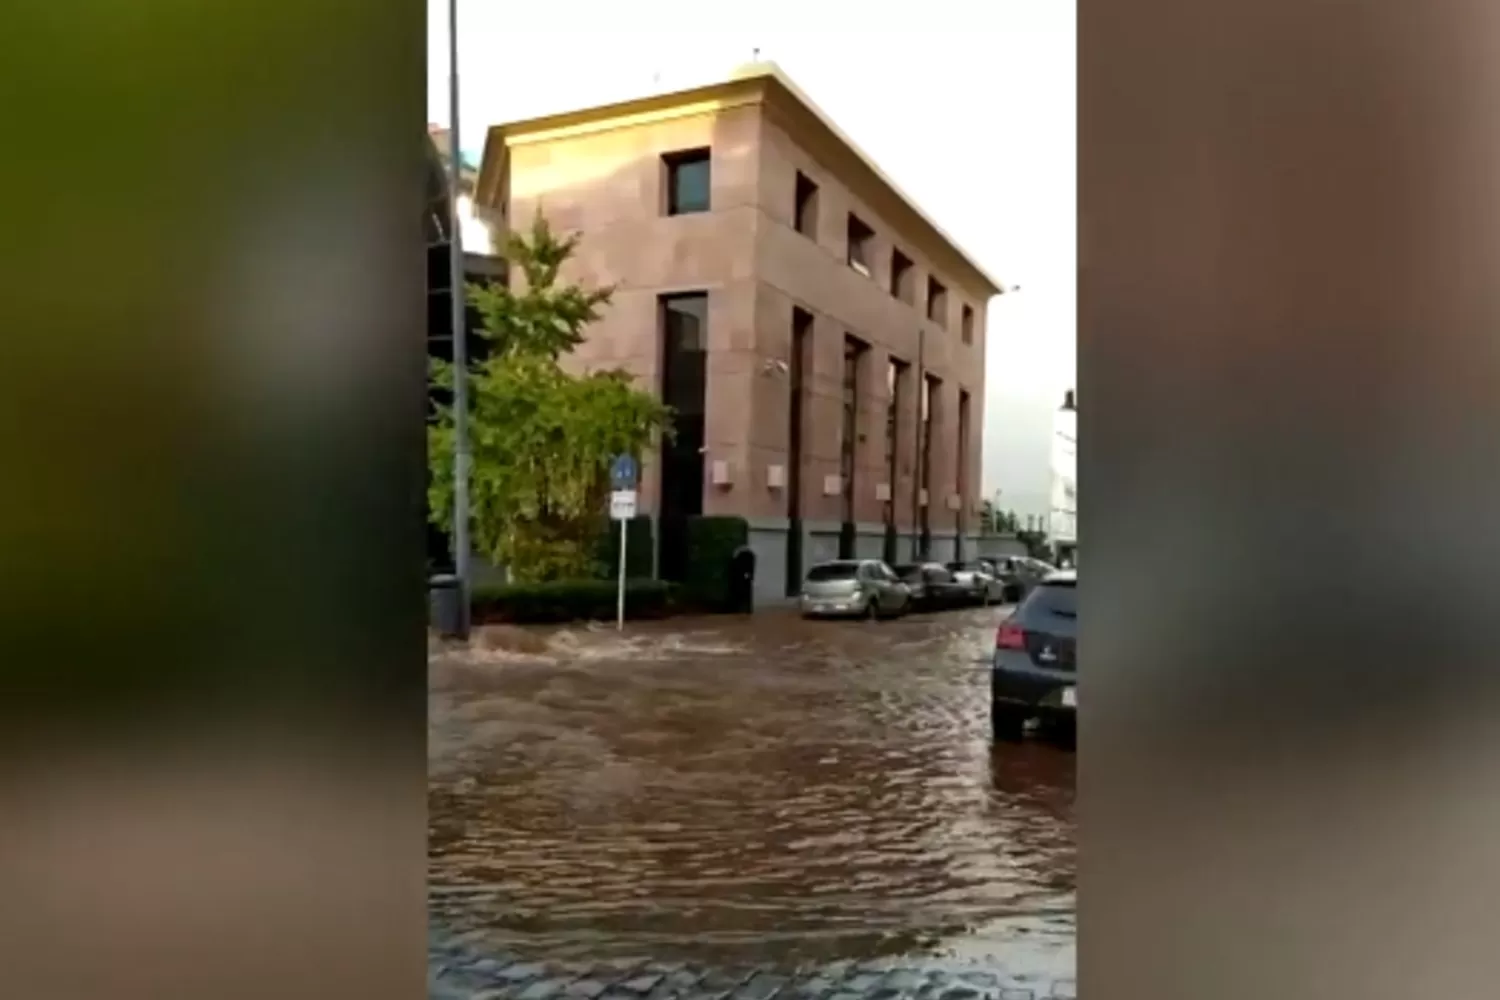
[679,515,750,612]
[592,514,654,580]
[472,578,677,624]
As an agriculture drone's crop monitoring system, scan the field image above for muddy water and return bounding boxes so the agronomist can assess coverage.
[429,608,1074,975]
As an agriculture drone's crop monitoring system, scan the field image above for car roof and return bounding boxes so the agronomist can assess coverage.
[1041,569,1076,584]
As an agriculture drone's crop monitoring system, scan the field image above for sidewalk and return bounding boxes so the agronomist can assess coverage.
[430,930,1076,1000]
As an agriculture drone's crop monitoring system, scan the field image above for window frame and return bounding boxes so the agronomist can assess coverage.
[663,148,712,216]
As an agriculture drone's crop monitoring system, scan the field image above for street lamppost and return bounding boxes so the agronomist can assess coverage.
[446,0,472,638]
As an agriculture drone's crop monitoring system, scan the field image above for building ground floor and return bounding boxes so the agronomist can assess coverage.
[742,517,1028,609]
[456,515,1030,611]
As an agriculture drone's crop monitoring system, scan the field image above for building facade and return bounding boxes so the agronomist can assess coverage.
[475,64,1003,605]
[1048,389,1077,563]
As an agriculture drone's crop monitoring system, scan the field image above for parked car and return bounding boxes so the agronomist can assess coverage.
[890,563,930,607]
[989,555,1055,603]
[946,560,1005,604]
[991,569,1077,743]
[890,562,972,612]
[799,560,911,619]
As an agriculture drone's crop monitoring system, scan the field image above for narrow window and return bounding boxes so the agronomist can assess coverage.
[794,171,819,237]
[663,148,711,215]
[926,276,948,325]
[961,303,975,344]
[846,214,874,277]
[890,248,913,302]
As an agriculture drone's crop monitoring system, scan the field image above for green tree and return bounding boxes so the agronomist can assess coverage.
[979,498,998,534]
[428,214,673,582]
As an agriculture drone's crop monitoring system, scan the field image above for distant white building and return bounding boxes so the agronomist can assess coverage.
[1048,390,1077,557]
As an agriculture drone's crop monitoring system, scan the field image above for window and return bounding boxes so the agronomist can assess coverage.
[807,562,860,582]
[961,303,975,344]
[885,358,909,508]
[957,388,971,511]
[926,276,948,325]
[846,214,874,277]
[658,292,710,579]
[663,148,711,215]
[661,293,708,355]
[889,248,914,302]
[788,307,813,522]
[840,336,868,526]
[794,172,819,237]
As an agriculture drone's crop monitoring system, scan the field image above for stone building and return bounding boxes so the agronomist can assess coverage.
[473,63,1004,605]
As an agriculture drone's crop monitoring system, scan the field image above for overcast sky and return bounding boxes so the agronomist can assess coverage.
[428,0,1075,518]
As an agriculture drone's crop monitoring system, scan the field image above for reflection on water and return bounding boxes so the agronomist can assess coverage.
[429,609,1074,975]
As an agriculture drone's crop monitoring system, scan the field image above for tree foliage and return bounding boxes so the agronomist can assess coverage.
[428,214,673,582]
[978,500,1021,534]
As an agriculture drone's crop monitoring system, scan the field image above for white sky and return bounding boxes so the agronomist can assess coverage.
[428,0,1075,518]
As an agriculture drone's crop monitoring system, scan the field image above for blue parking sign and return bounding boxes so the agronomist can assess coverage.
[610,454,638,490]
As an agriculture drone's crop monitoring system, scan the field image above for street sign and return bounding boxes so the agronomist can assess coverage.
[610,454,639,490]
[610,489,638,521]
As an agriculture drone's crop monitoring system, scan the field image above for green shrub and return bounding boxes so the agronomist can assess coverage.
[472,578,676,624]
[591,515,654,580]
[680,515,750,612]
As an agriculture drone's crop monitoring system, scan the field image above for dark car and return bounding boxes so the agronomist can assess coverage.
[908,563,973,611]
[891,562,969,612]
[799,560,911,619]
[990,570,1077,743]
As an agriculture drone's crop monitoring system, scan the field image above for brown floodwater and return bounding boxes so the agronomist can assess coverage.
[428,607,1074,976]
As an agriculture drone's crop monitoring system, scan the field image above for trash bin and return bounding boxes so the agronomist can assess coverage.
[729,546,756,614]
[429,574,469,639]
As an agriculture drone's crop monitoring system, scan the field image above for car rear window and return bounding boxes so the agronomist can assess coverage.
[1025,580,1077,617]
[806,563,859,582]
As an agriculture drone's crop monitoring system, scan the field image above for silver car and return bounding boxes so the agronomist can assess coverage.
[946,560,1006,604]
[799,560,911,619]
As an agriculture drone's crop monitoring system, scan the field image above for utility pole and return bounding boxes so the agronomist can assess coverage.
[446,0,472,638]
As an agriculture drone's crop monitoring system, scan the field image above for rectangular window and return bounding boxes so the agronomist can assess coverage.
[785,306,814,596]
[890,248,914,302]
[957,389,971,508]
[661,293,708,358]
[920,374,940,545]
[788,307,813,519]
[794,172,819,238]
[846,214,874,277]
[886,358,910,524]
[658,292,710,581]
[926,276,948,326]
[961,303,975,345]
[840,336,868,526]
[663,148,711,216]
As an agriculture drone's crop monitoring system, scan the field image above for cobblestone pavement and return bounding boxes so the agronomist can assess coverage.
[429,930,1076,1000]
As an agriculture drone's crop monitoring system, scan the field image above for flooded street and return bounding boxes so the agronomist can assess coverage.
[429,607,1075,983]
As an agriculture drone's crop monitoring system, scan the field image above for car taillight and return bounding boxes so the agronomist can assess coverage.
[996,620,1026,650]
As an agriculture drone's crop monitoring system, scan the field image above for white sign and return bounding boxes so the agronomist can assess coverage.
[610,489,637,521]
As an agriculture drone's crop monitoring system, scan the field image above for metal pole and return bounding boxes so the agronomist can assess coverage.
[447,0,472,639]
[909,326,925,561]
[616,517,627,631]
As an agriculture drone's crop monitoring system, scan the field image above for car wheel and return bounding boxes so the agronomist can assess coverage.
[991,703,1028,742]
